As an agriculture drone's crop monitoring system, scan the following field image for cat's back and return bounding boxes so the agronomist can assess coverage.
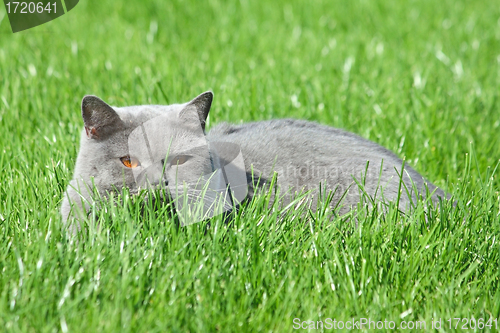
[207,118,401,164]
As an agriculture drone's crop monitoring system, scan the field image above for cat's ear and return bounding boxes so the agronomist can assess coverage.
[81,95,123,139]
[180,91,213,131]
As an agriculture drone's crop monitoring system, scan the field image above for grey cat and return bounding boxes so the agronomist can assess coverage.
[61,91,446,232]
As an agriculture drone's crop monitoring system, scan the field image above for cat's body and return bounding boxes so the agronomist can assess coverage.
[208,118,445,212]
[61,92,446,232]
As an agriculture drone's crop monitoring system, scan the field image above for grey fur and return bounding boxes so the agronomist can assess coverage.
[61,91,446,232]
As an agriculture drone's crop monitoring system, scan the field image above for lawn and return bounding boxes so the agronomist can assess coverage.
[0,0,499,331]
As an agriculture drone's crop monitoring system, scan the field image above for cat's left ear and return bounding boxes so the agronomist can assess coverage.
[181,91,213,131]
[81,95,123,139]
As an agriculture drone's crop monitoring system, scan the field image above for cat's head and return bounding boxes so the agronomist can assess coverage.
[73,92,214,195]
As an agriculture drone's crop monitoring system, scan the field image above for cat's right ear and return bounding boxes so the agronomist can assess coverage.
[181,91,213,131]
[81,95,123,139]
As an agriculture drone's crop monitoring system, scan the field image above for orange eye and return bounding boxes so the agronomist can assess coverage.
[120,155,140,168]
[172,155,190,165]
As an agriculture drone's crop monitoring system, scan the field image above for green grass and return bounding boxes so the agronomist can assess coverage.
[1,0,500,331]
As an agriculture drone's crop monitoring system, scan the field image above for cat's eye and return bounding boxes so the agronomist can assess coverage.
[120,155,140,168]
[172,155,190,165]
